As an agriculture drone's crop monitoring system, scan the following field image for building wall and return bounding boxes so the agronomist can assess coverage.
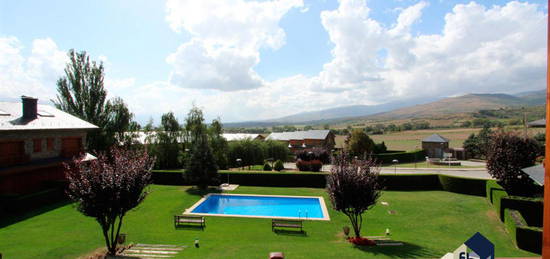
[0,130,87,166]
[0,129,89,195]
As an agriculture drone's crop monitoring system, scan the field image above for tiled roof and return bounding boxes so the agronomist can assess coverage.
[422,133,449,143]
[0,102,98,131]
[266,130,331,141]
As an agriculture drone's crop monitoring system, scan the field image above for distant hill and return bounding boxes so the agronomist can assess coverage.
[224,90,545,128]
[366,92,545,120]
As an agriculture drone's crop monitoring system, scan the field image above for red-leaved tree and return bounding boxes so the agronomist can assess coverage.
[326,152,382,238]
[64,147,155,255]
[487,131,541,196]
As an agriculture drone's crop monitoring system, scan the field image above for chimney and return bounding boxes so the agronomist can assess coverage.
[21,96,38,120]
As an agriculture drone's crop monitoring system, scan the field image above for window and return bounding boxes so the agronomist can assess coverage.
[33,139,42,153]
[47,138,54,151]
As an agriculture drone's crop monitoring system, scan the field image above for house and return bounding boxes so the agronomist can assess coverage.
[421,134,449,158]
[266,130,335,152]
[528,119,546,128]
[0,96,98,196]
[222,133,265,141]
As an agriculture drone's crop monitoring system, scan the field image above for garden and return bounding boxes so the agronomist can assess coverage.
[0,185,538,259]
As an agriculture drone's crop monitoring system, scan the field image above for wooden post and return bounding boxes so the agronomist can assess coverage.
[543,2,550,257]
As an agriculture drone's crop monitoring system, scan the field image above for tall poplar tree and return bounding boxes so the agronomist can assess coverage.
[53,49,134,152]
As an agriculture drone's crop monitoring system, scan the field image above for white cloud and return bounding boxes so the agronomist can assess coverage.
[165,0,303,91]
[312,0,546,102]
[0,37,65,101]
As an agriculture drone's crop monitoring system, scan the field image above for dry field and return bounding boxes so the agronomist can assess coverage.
[336,127,544,151]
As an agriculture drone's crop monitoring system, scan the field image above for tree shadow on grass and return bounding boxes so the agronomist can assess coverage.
[174,225,205,231]
[0,199,72,228]
[273,229,308,237]
[185,187,222,197]
[353,241,440,258]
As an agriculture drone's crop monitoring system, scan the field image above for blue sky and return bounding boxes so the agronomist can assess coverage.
[0,0,548,123]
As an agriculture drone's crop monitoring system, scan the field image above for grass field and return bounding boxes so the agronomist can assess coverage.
[366,127,544,151]
[0,185,536,259]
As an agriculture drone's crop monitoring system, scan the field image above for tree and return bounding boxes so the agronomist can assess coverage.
[487,132,541,196]
[346,129,375,158]
[326,152,382,238]
[154,112,183,169]
[53,50,134,152]
[463,125,493,159]
[185,107,218,188]
[209,118,229,170]
[64,147,154,256]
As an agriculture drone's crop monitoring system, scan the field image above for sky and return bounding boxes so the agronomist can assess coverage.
[0,0,548,124]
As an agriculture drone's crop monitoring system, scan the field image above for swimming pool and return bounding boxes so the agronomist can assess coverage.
[185,194,330,220]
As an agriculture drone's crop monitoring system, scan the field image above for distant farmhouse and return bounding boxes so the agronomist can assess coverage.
[422,134,450,159]
[528,119,545,128]
[0,96,98,196]
[222,133,264,141]
[126,132,263,145]
[266,130,335,152]
[421,133,465,159]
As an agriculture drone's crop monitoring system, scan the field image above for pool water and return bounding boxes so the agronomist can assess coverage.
[189,194,328,220]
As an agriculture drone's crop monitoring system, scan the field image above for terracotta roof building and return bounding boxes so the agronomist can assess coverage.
[0,96,98,200]
[266,130,335,152]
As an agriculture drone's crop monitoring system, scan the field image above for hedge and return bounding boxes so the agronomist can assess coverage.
[484,180,543,226]
[438,175,487,196]
[485,180,509,220]
[501,196,543,227]
[504,209,542,254]
[152,170,492,197]
[379,174,440,190]
[218,171,327,188]
[372,150,426,164]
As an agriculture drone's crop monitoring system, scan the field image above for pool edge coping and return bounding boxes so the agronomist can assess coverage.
[183,193,331,221]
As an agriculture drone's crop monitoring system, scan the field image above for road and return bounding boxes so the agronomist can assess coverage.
[284,162,492,180]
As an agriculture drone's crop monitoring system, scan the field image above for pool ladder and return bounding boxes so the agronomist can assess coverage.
[298,209,308,219]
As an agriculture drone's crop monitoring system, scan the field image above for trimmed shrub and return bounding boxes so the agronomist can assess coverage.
[438,175,487,196]
[372,150,426,164]
[274,160,284,171]
[501,196,543,227]
[310,160,323,172]
[504,209,542,254]
[296,159,323,172]
[296,148,330,164]
[219,171,327,187]
[379,174,440,191]
[263,163,272,171]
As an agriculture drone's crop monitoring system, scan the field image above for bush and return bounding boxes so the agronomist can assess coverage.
[274,160,284,171]
[295,148,330,164]
[296,159,323,172]
[263,163,272,171]
[310,160,323,172]
[487,132,540,196]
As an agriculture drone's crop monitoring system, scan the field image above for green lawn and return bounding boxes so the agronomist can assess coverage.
[0,185,536,259]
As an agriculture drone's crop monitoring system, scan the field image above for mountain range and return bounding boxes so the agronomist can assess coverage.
[225,89,546,128]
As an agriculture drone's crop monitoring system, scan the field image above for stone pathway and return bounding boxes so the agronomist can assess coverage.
[122,243,187,258]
